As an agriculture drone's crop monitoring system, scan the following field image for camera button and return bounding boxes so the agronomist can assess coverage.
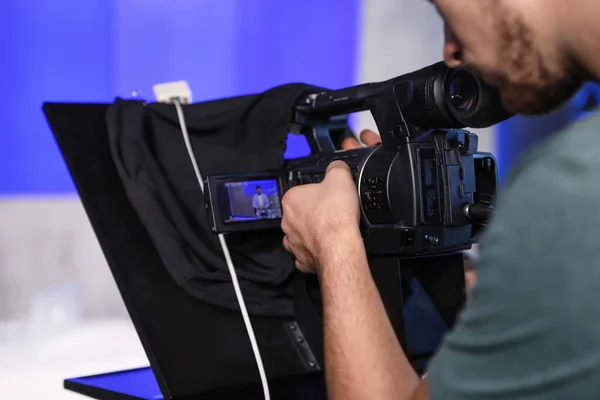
[404,231,415,246]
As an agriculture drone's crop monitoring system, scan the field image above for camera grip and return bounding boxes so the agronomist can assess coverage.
[297,114,356,154]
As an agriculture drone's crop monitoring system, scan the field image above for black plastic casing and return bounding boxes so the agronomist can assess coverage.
[205,61,508,257]
[281,130,498,257]
[205,132,498,258]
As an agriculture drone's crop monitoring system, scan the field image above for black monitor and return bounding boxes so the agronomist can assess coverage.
[43,103,325,400]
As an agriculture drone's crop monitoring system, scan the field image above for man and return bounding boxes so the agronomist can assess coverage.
[252,186,270,219]
[281,1,600,399]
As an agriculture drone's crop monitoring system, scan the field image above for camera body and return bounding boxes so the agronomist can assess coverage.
[204,62,511,257]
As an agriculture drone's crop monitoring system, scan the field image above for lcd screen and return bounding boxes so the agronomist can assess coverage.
[216,178,283,224]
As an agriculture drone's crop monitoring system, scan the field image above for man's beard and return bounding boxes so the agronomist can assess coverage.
[487,4,583,115]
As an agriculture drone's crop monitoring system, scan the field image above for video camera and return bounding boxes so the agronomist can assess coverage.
[204,62,512,257]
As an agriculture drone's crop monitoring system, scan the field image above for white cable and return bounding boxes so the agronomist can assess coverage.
[172,99,271,400]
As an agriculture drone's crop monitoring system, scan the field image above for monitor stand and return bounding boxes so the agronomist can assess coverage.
[64,367,162,400]
[64,367,325,400]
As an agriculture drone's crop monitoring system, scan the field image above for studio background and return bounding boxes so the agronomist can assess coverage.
[0,0,597,398]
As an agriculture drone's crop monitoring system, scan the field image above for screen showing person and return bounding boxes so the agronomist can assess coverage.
[219,178,282,223]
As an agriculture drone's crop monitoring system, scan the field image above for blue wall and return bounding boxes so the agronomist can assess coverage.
[0,0,360,194]
[0,0,114,194]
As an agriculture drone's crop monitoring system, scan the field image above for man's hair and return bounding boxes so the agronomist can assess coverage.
[256,186,261,190]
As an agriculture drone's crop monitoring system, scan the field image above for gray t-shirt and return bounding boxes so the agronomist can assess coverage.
[427,112,600,399]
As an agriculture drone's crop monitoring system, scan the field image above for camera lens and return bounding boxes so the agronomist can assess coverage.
[445,70,479,113]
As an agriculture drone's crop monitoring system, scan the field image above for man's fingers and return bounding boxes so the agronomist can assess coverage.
[341,136,362,150]
[325,160,351,175]
[282,235,290,252]
[295,259,305,271]
[281,217,289,235]
[340,130,381,150]
[280,187,297,215]
[360,129,382,146]
[283,237,313,273]
[295,259,314,274]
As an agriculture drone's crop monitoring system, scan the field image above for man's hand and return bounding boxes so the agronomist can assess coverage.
[281,130,381,274]
[341,129,381,149]
[281,161,361,273]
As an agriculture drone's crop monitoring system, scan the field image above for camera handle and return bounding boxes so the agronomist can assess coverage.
[291,113,356,155]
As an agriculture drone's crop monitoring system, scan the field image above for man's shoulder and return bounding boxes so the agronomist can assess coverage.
[505,112,600,186]
[477,111,600,291]
[497,112,600,216]
[425,113,600,399]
